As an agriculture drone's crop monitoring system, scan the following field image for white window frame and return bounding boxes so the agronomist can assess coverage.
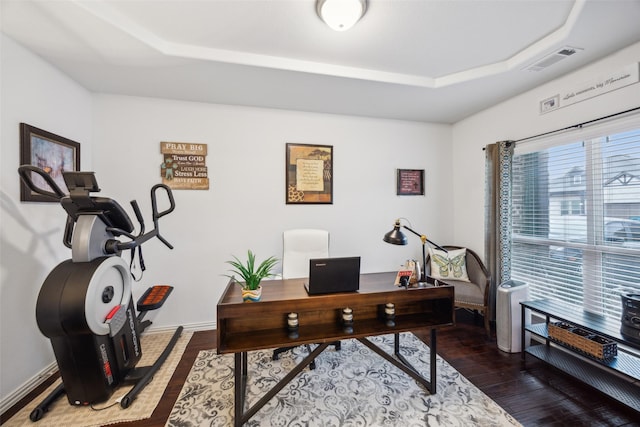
[511,113,640,320]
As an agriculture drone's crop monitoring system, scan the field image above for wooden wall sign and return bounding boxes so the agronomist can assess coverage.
[160,142,209,190]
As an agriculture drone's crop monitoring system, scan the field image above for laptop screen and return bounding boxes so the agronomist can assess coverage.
[305,256,361,295]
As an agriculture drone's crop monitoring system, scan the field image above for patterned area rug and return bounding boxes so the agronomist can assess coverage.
[167,332,521,426]
[4,330,192,427]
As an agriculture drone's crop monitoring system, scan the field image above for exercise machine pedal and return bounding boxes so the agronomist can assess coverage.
[137,285,173,312]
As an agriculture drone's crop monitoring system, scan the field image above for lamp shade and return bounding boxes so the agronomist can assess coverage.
[383,223,408,245]
[316,0,367,31]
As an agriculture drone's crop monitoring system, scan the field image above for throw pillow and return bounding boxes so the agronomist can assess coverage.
[428,247,470,282]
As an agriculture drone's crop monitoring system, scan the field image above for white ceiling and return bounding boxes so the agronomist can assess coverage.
[2,0,640,123]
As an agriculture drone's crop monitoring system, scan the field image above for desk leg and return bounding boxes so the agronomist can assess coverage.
[234,343,330,426]
[359,331,436,394]
[429,329,436,394]
[234,352,244,427]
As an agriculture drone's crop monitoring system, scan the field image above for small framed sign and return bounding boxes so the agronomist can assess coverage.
[396,169,424,196]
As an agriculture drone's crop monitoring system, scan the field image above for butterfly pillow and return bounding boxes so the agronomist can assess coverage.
[428,247,470,282]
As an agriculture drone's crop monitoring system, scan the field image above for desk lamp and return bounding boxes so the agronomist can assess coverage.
[383,219,447,281]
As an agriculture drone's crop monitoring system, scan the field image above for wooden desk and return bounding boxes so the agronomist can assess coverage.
[217,272,455,426]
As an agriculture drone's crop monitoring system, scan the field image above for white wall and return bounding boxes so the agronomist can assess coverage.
[0,35,93,408]
[91,95,454,331]
[452,42,640,257]
[0,35,453,407]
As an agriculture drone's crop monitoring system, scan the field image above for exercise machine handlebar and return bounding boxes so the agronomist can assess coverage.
[18,165,175,254]
[17,165,66,200]
[107,184,175,252]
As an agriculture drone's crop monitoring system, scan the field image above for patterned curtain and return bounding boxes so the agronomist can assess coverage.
[484,141,514,320]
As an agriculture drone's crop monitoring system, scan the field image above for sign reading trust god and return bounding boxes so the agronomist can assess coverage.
[160,142,209,190]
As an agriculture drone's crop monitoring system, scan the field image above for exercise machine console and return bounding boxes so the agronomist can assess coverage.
[18,165,182,421]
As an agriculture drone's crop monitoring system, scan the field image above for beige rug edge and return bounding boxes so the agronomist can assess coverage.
[4,330,193,427]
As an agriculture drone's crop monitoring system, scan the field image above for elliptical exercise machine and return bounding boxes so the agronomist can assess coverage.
[18,165,182,422]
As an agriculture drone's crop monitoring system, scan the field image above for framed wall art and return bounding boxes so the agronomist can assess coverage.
[285,143,333,204]
[20,123,80,202]
[396,169,424,196]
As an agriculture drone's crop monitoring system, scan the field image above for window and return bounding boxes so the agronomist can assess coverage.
[511,121,640,322]
[560,199,585,215]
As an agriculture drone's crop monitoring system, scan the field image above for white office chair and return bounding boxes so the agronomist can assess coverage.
[281,229,330,279]
[273,229,340,367]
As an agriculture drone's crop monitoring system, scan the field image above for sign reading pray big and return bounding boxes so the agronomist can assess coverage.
[160,142,209,190]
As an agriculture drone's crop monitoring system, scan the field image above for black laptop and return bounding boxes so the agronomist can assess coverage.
[304,256,361,295]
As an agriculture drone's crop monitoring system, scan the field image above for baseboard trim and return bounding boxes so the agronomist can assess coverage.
[150,320,216,334]
[0,321,216,417]
[0,361,57,416]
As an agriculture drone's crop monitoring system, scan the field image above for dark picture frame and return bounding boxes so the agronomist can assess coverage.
[396,169,425,196]
[20,123,81,202]
[285,143,333,204]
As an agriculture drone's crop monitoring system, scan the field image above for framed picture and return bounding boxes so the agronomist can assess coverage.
[396,169,424,196]
[20,123,81,202]
[285,143,333,204]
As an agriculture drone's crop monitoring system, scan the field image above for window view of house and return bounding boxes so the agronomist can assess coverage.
[511,128,640,321]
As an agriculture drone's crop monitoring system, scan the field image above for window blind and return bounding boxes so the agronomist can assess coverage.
[511,117,640,321]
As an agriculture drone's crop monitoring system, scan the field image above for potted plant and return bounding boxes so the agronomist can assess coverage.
[225,250,278,302]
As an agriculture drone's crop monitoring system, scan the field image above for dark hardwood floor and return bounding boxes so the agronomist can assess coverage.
[2,310,638,426]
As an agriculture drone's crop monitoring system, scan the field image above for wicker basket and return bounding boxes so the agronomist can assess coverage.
[548,321,617,361]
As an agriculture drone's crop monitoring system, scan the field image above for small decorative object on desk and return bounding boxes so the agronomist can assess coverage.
[384,303,396,327]
[241,287,262,303]
[394,269,413,288]
[342,307,354,334]
[423,276,441,287]
[287,312,299,339]
[224,250,279,303]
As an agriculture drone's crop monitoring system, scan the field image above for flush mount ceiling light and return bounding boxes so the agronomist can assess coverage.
[316,0,367,31]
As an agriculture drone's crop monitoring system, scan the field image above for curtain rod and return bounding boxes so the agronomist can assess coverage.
[513,106,640,144]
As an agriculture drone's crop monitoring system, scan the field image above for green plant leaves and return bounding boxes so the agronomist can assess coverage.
[224,250,278,291]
